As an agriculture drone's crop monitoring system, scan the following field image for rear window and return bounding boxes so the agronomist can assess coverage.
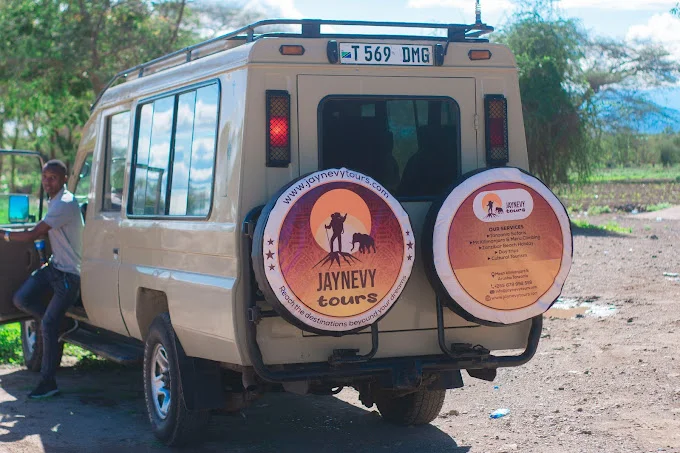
[320,97,460,198]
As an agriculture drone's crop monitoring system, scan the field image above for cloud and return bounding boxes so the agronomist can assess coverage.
[626,13,680,62]
[408,0,678,11]
[250,0,303,18]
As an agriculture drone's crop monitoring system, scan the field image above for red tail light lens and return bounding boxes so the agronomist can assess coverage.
[484,95,509,167]
[266,91,291,167]
[269,116,289,148]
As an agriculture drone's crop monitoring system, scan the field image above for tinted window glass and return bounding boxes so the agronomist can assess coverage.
[104,111,130,211]
[320,97,459,198]
[130,82,219,217]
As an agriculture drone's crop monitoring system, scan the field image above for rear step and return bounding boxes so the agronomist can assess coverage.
[62,326,144,365]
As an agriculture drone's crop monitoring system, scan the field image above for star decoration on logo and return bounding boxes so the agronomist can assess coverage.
[407,241,413,250]
[268,264,275,271]
[405,230,410,237]
[407,255,413,261]
[266,250,275,260]
[267,239,274,246]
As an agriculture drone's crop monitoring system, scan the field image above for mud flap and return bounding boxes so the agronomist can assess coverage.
[174,336,226,411]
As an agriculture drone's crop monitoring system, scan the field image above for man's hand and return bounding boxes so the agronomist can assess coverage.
[1,221,51,242]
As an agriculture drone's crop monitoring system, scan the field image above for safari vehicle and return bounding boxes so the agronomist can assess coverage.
[0,14,572,446]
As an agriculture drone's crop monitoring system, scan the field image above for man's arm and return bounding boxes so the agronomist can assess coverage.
[0,221,51,242]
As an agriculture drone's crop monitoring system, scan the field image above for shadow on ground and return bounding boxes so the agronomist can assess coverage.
[0,365,468,453]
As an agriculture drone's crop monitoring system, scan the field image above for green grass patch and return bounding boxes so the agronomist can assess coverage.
[0,322,109,367]
[584,166,680,183]
[587,205,612,215]
[646,202,672,212]
[0,323,23,364]
[572,219,632,234]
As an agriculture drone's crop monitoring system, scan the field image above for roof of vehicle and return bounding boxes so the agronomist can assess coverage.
[92,18,504,111]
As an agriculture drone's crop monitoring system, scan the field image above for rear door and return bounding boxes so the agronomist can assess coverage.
[297,75,477,331]
[0,150,45,324]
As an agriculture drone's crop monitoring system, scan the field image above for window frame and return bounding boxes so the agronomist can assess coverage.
[102,110,131,213]
[127,79,221,220]
[316,94,462,202]
[73,152,94,203]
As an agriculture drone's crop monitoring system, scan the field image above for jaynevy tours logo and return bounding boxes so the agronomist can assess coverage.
[262,169,414,332]
[473,188,534,222]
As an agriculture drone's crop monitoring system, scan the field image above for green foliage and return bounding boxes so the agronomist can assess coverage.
[587,205,611,215]
[646,202,671,212]
[585,163,680,182]
[571,219,632,234]
[0,323,22,364]
[496,1,680,186]
[0,1,265,167]
[496,9,596,186]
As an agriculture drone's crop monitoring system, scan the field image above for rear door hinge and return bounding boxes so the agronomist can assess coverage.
[473,113,479,131]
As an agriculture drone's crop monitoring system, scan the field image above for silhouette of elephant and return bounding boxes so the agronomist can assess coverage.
[351,233,376,254]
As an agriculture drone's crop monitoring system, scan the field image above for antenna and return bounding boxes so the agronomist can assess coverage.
[475,0,482,24]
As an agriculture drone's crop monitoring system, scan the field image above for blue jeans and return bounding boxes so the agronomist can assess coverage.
[13,264,80,381]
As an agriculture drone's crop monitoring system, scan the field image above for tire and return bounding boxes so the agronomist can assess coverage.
[143,313,210,446]
[376,388,446,426]
[20,319,64,372]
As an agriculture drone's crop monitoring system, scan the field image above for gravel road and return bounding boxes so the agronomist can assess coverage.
[0,208,678,453]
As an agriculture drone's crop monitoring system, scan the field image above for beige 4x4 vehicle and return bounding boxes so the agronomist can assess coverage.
[0,18,572,446]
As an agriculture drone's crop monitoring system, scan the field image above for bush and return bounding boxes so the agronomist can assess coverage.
[0,323,22,364]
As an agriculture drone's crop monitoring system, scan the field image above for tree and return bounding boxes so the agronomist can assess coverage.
[496,2,680,185]
[0,0,267,167]
[495,10,595,186]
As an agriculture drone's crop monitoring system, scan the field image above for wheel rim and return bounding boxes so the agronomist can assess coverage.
[150,343,171,420]
[24,320,37,360]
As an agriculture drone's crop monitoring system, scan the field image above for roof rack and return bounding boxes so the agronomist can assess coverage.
[91,18,494,112]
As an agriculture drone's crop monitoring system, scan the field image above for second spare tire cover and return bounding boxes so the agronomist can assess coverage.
[424,167,572,325]
[252,168,415,335]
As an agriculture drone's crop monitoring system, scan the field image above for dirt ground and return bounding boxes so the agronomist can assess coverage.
[0,208,679,453]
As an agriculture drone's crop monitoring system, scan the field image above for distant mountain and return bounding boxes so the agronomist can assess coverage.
[640,87,680,134]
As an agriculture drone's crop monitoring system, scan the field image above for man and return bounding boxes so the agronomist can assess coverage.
[0,160,83,398]
[325,212,347,253]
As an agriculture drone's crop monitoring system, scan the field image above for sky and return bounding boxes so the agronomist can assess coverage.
[253,0,680,117]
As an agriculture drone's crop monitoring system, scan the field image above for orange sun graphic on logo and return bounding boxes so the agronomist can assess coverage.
[481,193,503,215]
[309,189,372,253]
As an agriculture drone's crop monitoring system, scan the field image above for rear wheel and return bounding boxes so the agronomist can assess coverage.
[20,319,63,372]
[143,313,210,446]
[376,388,446,426]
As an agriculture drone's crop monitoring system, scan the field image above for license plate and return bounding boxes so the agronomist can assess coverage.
[339,43,433,66]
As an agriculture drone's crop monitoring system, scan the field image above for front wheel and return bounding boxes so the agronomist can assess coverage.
[143,313,210,446]
[376,388,446,426]
[20,319,64,372]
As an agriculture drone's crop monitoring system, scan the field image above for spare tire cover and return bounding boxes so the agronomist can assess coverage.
[252,168,415,335]
[425,167,572,325]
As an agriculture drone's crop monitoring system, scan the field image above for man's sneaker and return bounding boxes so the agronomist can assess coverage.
[28,379,60,399]
[58,319,79,343]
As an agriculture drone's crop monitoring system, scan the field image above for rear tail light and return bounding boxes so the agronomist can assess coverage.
[484,94,509,167]
[266,90,291,167]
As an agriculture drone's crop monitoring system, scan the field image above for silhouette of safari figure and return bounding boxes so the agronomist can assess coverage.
[325,212,347,253]
[351,233,376,254]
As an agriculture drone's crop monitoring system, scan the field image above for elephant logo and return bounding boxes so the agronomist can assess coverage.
[351,233,376,254]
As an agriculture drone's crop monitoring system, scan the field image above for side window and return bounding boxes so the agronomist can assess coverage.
[74,153,93,204]
[130,82,219,217]
[103,111,130,211]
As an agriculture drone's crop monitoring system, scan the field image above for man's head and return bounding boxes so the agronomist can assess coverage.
[42,160,68,198]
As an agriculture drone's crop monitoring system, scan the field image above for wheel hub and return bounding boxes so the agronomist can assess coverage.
[150,344,171,420]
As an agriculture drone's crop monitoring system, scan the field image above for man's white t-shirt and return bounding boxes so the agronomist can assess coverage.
[43,188,83,276]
